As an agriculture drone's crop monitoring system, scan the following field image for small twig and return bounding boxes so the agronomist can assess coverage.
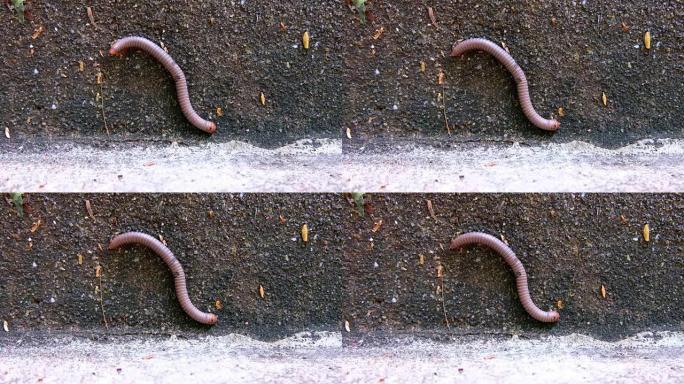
[442,85,451,135]
[439,276,450,330]
[98,274,109,329]
[98,82,109,135]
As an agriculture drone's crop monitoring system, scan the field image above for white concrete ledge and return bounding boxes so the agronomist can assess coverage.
[1,138,683,192]
[1,331,683,383]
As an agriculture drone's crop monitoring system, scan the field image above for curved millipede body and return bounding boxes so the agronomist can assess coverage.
[109,36,216,134]
[108,231,218,325]
[450,232,560,323]
[450,38,560,131]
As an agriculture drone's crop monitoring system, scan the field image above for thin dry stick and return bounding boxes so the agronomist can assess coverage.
[442,85,451,135]
[439,276,451,329]
[98,274,109,328]
[99,82,109,135]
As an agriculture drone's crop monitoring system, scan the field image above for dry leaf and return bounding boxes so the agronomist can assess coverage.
[620,22,630,32]
[96,71,103,84]
[30,219,42,233]
[371,219,383,233]
[215,299,223,309]
[259,92,266,106]
[419,254,425,265]
[96,265,102,278]
[437,264,444,278]
[346,127,352,139]
[279,21,287,31]
[259,285,265,298]
[279,215,286,224]
[372,27,385,40]
[216,106,223,117]
[32,25,44,40]
[85,200,95,219]
[302,31,310,49]
[600,284,606,298]
[78,60,85,72]
[601,92,607,106]
[427,7,437,25]
[86,6,96,27]
[644,31,651,50]
[426,200,436,219]
[78,254,83,265]
[301,224,309,242]
[419,61,426,73]
[344,320,351,332]
[556,299,565,309]
[4,127,9,139]
[558,107,565,117]
[437,71,445,85]
[2,320,8,333]
[643,224,650,242]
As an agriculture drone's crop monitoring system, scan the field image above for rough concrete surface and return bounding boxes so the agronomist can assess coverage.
[1,331,683,383]
[2,139,683,192]
[1,194,682,341]
[2,1,683,148]
[0,139,343,192]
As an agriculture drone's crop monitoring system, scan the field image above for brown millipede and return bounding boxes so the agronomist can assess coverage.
[450,232,560,323]
[109,36,217,134]
[108,231,218,325]
[451,38,560,131]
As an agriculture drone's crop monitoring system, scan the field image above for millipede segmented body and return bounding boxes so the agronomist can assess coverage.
[451,38,560,131]
[109,36,217,134]
[450,232,560,323]
[108,231,218,325]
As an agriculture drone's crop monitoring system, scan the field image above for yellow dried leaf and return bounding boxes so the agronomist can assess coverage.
[344,320,351,332]
[437,264,444,278]
[86,6,96,26]
[77,254,83,265]
[259,92,266,106]
[419,254,425,265]
[78,60,85,72]
[215,299,223,309]
[372,219,383,233]
[644,31,651,50]
[346,127,352,139]
[420,61,426,73]
[301,224,309,242]
[643,224,650,242]
[556,299,565,309]
[85,199,95,219]
[32,25,44,40]
[558,107,565,117]
[601,92,607,106]
[30,219,42,233]
[216,106,223,117]
[302,31,310,49]
[95,265,102,278]
[372,27,385,40]
[259,285,265,298]
[600,284,606,298]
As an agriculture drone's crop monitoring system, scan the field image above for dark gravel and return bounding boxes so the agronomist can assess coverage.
[1,193,683,342]
[2,1,682,150]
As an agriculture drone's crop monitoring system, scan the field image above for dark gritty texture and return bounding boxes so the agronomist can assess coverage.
[0,194,345,340]
[343,194,684,342]
[1,1,682,150]
[1,1,350,148]
[1,193,683,342]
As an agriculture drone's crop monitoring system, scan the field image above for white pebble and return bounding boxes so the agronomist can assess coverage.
[33,69,38,75]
